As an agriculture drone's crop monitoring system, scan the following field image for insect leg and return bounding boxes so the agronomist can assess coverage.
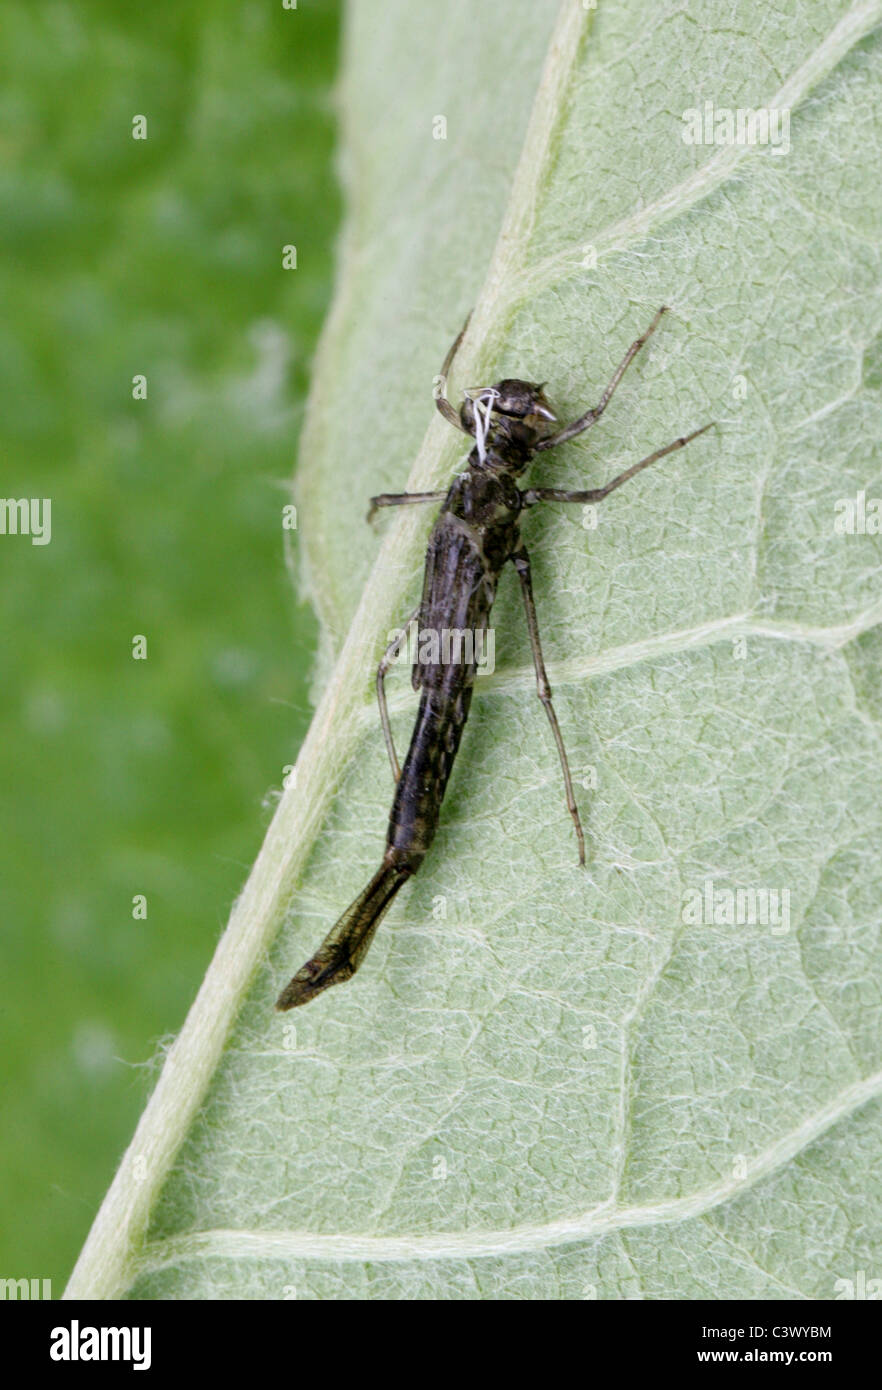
[523,421,714,506]
[377,605,419,782]
[367,491,446,523]
[536,306,669,452]
[510,546,586,867]
[435,312,472,432]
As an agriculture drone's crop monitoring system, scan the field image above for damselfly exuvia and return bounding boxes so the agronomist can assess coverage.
[276,307,713,1009]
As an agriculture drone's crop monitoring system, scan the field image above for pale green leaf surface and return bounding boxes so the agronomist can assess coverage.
[68,0,882,1299]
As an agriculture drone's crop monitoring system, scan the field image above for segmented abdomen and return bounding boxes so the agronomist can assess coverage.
[385,683,474,868]
[387,495,510,870]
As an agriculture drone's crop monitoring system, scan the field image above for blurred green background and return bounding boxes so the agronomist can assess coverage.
[0,0,340,1292]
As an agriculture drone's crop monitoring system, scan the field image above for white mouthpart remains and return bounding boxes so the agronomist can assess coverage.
[466,386,500,465]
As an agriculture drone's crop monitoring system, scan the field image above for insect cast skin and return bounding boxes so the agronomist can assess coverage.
[276,308,713,1009]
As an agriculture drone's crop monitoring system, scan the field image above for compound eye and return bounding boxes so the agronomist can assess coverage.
[490,392,527,418]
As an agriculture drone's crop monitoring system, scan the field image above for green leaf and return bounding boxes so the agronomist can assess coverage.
[67,0,882,1299]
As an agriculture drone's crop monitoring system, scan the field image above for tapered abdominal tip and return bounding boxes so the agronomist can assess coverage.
[275,860,409,1009]
[275,965,325,1011]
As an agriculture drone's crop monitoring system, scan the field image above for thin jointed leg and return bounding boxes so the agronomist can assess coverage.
[536,306,668,452]
[367,491,446,522]
[511,547,586,867]
[377,606,420,782]
[435,312,472,433]
[524,422,713,507]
